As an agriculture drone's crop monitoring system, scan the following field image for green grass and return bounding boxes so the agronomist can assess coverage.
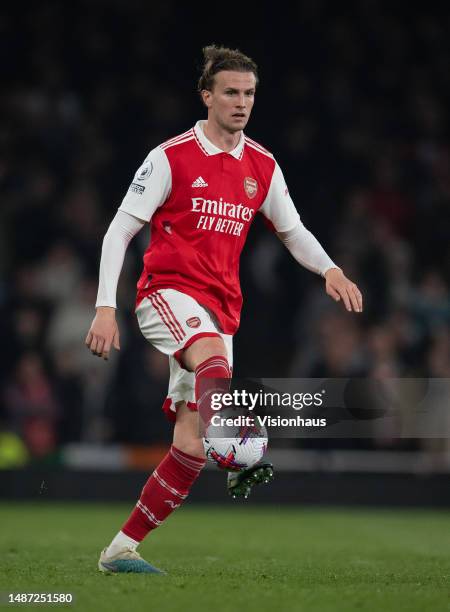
[0,503,449,612]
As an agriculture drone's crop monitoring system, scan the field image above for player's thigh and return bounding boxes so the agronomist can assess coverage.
[182,336,227,371]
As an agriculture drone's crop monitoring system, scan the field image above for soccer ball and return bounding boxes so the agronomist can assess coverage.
[203,417,268,472]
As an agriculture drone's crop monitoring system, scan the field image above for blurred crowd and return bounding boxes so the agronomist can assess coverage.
[0,1,449,464]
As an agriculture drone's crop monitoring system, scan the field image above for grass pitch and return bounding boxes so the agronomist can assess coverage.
[0,502,448,612]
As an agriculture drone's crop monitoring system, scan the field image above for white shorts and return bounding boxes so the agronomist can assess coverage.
[136,289,233,422]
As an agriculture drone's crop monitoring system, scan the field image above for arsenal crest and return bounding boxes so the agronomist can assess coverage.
[244,177,258,199]
[186,317,201,328]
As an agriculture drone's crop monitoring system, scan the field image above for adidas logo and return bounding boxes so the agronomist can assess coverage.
[192,176,208,188]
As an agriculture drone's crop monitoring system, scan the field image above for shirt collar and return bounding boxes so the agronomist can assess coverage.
[193,120,245,160]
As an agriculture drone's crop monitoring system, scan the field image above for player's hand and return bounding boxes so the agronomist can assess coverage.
[85,306,121,360]
[324,268,363,313]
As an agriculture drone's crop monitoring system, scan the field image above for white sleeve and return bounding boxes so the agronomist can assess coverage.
[118,146,171,222]
[95,210,145,308]
[259,162,300,232]
[278,222,338,277]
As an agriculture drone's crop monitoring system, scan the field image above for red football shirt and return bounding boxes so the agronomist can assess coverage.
[119,121,300,335]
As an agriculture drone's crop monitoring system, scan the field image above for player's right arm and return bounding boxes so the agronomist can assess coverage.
[85,146,172,359]
[85,210,145,359]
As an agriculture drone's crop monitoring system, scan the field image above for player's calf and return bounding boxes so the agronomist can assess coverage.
[173,402,206,458]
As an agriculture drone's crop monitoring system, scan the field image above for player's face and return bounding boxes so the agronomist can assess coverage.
[203,71,256,133]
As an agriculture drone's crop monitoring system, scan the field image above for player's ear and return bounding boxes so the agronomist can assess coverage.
[201,89,212,108]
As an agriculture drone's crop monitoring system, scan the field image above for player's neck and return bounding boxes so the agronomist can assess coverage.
[203,120,241,153]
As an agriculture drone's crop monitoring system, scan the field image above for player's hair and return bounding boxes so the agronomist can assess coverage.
[198,45,259,93]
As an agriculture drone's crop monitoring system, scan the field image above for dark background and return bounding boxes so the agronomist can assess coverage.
[0,0,449,470]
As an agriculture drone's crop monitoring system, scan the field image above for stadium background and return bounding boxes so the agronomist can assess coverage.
[0,1,449,506]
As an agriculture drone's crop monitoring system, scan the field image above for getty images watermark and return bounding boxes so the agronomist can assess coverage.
[197,378,450,439]
[210,388,327,428]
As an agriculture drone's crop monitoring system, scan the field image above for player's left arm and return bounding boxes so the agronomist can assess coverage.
[259,163,363,313]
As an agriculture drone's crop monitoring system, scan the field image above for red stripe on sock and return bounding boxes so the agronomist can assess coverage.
[195,355,230,378]
[195,355,232,426]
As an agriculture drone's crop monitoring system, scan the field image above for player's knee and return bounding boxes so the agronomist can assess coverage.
[183,336,227,371]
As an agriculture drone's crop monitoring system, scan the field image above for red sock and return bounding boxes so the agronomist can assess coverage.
[195,355,231,426]
[122,445,205,542]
